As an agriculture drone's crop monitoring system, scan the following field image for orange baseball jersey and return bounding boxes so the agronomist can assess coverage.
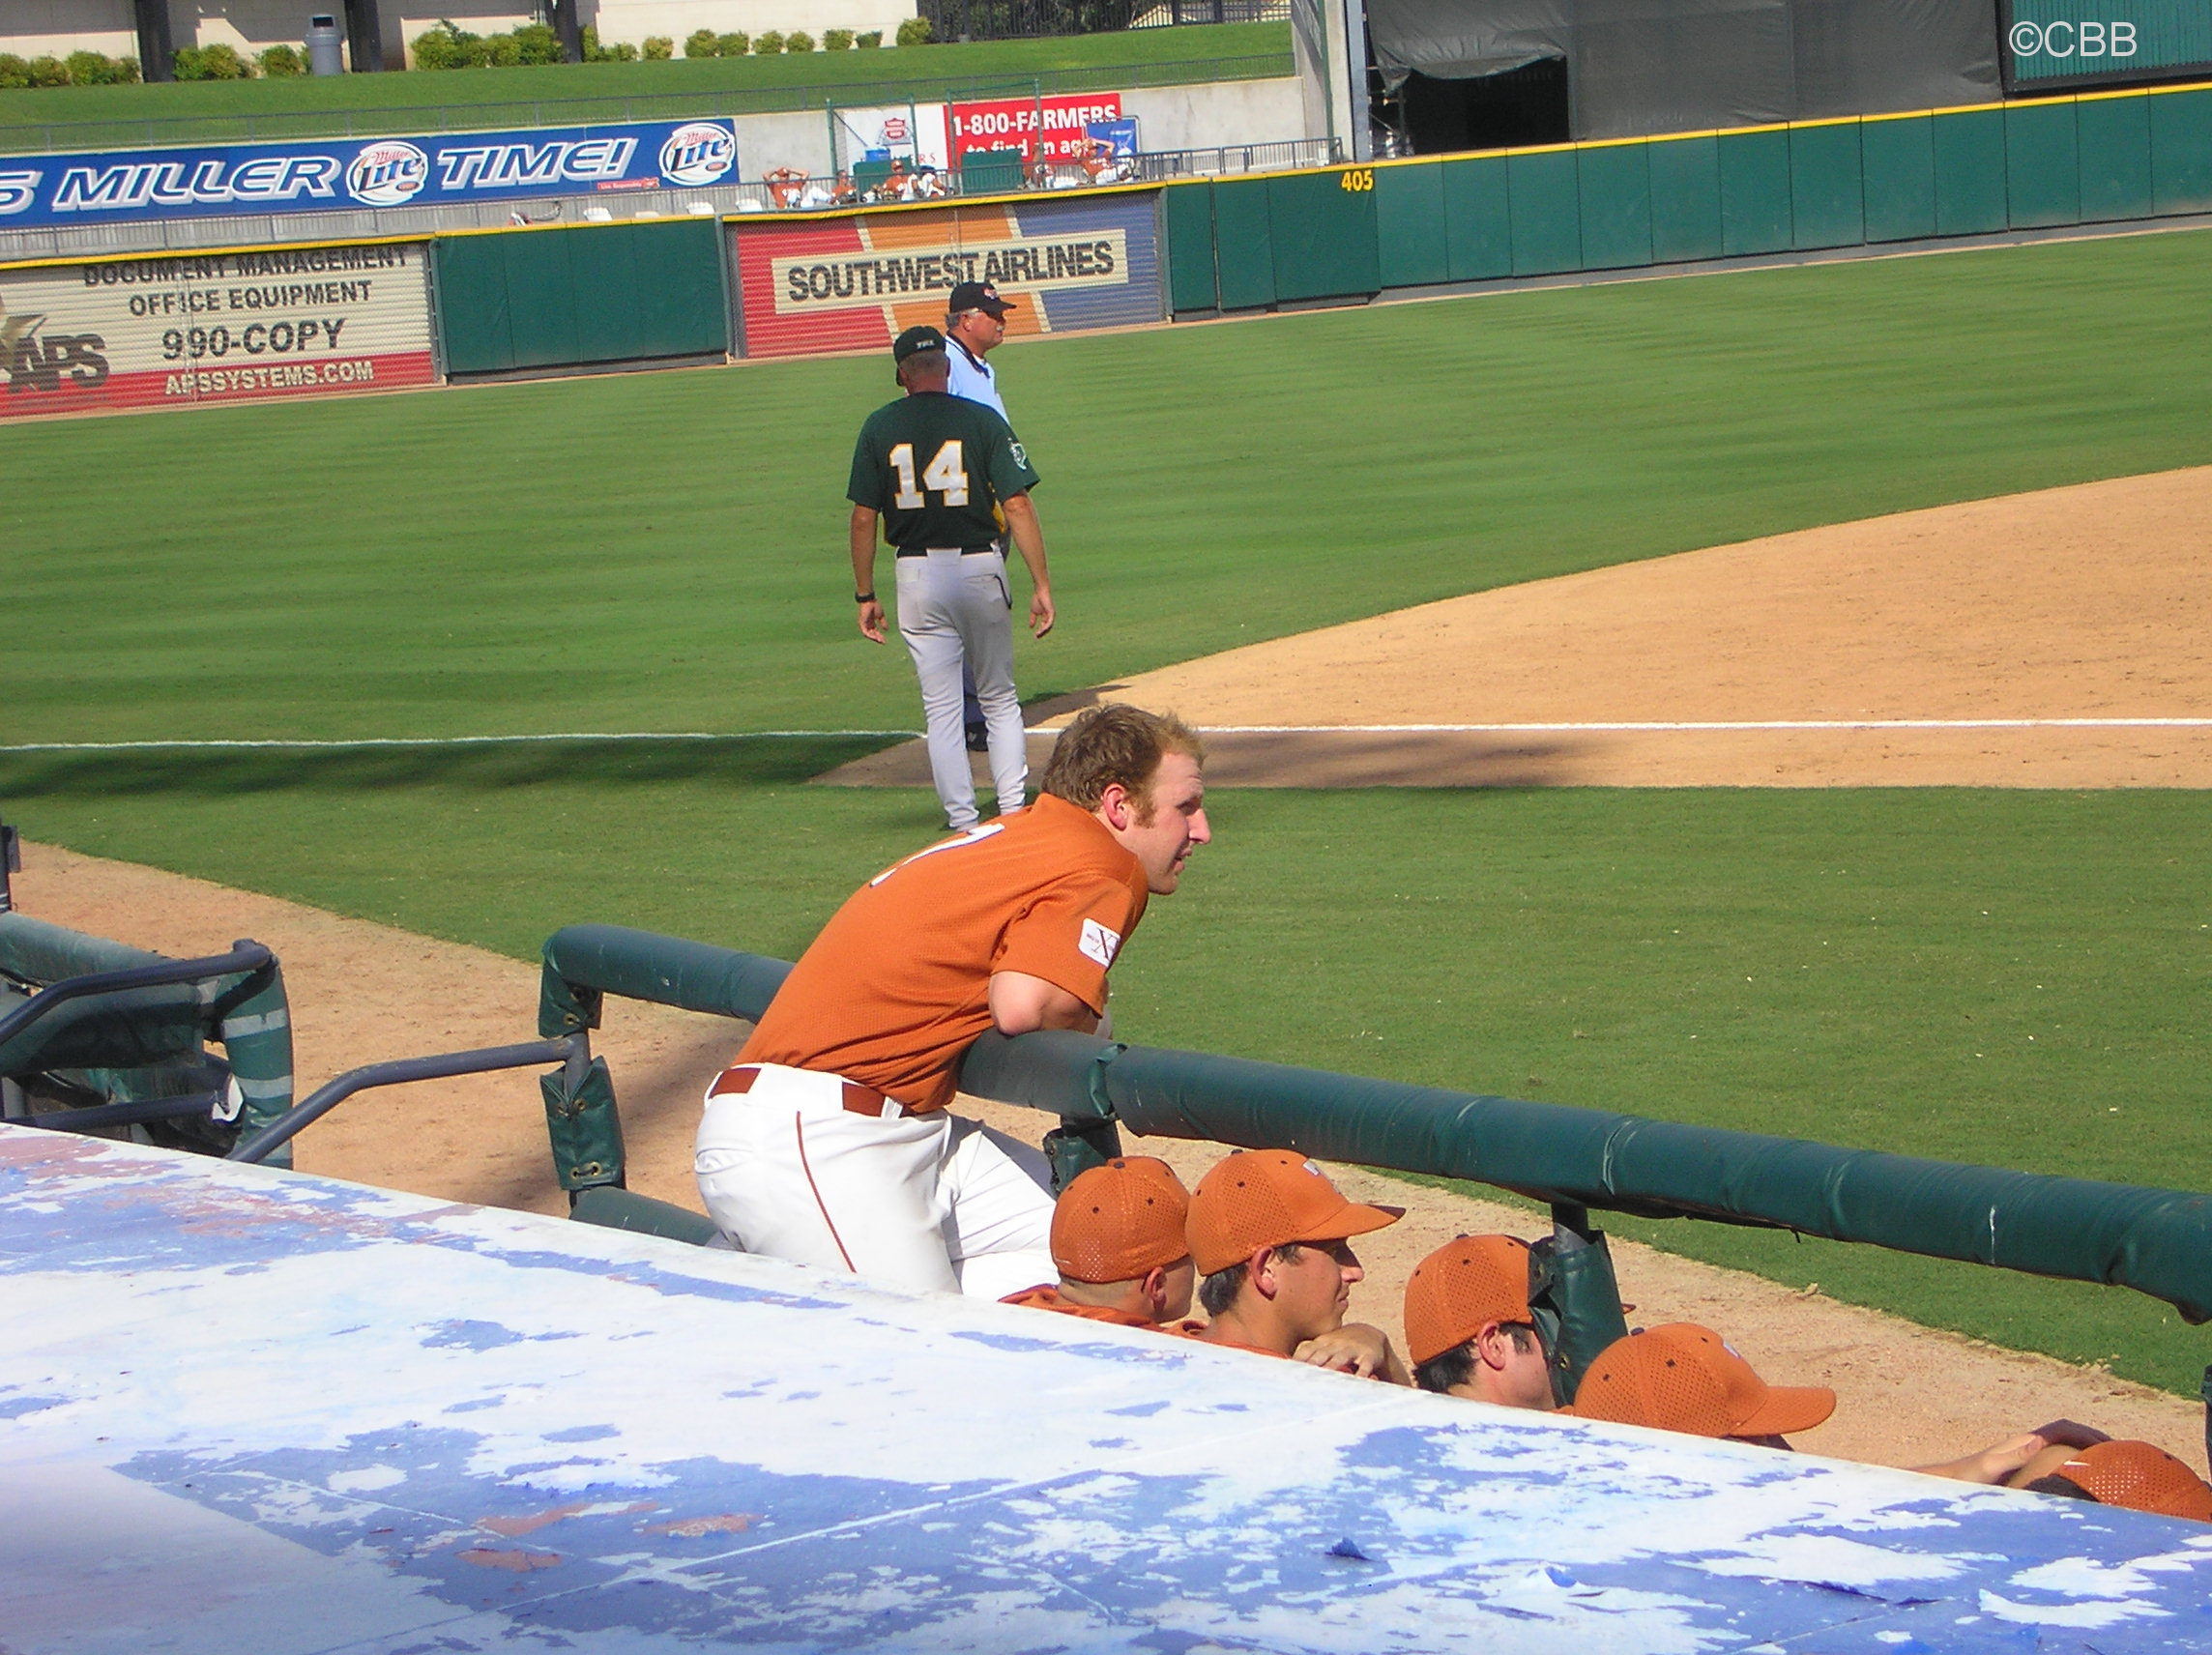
[738,793,1149,1110]
[1000,1285,1159,1327]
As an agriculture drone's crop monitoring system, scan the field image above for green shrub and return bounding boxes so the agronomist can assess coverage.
[784,29,813,51]
[641,33,673,57]
[856,28,882,45]
[407,20,475,69]
[715,31,749,53]
[684,27,718,54]
[822,27,852,49]
[0,53,28,89]
[66,48,140,83]
[26,54,72,86]
[894,15,933,44]
[253,43,305,76]
[512,22,562,63]
[753,29,785,52]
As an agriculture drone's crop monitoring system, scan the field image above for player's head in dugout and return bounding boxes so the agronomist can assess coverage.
[1404,1234,1557,1411]
[1180,1149,1409,1379]
[1003,1155,1197,1326]
[1040,704,1209,895]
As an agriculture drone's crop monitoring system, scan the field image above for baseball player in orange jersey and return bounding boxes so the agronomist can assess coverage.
[694,705,1209,1299]
[1002,1155,1196,1327]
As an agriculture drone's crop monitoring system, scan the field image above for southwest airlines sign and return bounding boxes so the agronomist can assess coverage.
[0,119,736,230]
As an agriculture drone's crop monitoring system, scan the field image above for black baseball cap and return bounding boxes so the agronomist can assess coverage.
[892,324,947,363]
[947,280,1014,316]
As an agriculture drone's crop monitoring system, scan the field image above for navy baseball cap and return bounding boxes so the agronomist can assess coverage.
[892,324,947,363]
[948,280,1014,316]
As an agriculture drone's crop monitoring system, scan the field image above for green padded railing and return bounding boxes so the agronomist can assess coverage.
[538,924,2212,1324]
[0,913,294,1154]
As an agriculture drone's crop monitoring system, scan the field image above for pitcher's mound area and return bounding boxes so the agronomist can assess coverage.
[824,467,2212,790]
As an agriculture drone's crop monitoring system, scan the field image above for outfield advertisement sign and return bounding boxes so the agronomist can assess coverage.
[0,240,436,415]
[728,191,1160,360]
[947,95,1124,165]
[0,119,737,232]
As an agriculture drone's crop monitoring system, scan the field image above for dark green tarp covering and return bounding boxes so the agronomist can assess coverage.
[1366,0,2001,140]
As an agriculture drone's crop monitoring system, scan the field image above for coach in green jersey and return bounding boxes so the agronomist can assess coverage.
[849,325,1057,831]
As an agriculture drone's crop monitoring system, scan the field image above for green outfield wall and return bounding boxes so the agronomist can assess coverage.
[1166,81,2212,313]
[432,216,730,380]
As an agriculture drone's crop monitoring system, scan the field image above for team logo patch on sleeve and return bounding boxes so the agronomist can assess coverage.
[1078,917,1122,968]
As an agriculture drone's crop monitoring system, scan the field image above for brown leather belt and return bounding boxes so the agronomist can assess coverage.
[708,1063,903,1118]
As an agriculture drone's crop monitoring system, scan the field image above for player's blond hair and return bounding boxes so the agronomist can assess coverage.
[1040,704,1205,820]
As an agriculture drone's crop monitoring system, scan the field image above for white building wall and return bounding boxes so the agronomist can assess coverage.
[1120,74,1306,150]
[1,0,136,60]
[589,0,917,51]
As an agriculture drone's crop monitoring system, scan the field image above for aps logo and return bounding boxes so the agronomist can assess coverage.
[659,123,736,188]
[346,140,431,207]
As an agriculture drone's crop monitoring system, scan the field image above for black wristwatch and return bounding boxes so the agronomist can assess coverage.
[855,591,876,603]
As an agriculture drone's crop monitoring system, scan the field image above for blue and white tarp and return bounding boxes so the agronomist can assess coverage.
[0,118,738,231]
[8,1122,2212,1653]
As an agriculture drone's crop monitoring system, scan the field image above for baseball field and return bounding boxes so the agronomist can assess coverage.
[7,224,2210,1397]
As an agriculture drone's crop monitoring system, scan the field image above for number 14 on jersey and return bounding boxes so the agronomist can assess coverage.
[889,440,970,508]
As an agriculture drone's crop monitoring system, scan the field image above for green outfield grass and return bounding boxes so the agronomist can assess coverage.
[5,228,2211,1394]
[12,229,2212,745]
[0,23,1290,147]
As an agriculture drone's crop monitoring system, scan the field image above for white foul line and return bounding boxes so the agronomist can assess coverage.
[0,731,920,753]
[1141,718,2212,735]
[8,721,2209,754]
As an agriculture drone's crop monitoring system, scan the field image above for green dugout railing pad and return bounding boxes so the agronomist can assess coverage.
[961,1031,2212,1322]
[535,926,2212,1321]
[539,923,790,1037]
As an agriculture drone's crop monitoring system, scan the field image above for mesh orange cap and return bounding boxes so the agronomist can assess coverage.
[2060,1440,2212,1524]
[1050,1157,1192,1284]
[1568,1323,1836,1439]
[1403,1235,1536,1366]
[1185,1149,1403,1276]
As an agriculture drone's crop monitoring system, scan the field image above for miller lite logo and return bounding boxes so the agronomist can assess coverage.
[346,140,429,206]
[659,122,736,188]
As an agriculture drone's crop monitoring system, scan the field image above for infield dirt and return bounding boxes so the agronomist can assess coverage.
[826,465,2212,790]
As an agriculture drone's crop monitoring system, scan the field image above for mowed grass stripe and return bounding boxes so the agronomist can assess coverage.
[6,228,2211,742]
[5,760,2206,1393]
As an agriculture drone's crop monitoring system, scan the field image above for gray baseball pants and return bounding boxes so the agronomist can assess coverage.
[896,547,1027,829]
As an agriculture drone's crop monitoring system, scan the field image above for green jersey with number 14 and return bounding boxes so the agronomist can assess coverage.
[848,391,1040,551]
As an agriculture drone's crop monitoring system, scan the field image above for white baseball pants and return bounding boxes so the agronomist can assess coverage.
[896,547,1027,830]
[693,1062,1056,1300]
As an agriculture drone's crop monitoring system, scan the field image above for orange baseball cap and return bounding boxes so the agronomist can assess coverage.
[2058,1440,2212,1523]
[1051,1157,1192,1284]
[1403,1235,1537,1366]
[1568,1323,1836,1439]
[1185,1149,1403,1276]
